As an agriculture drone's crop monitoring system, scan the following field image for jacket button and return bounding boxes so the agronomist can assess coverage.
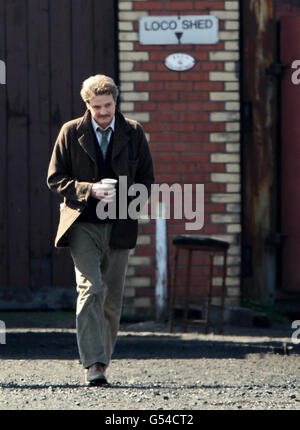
[80,197,86,201]
[76,208,81,212]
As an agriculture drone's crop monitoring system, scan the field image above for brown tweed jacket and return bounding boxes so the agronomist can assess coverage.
[47,109,154,249]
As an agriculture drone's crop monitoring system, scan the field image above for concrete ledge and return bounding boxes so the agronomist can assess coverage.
[0,288,76,311]
[171,305,271,329]
[223,306,271,328]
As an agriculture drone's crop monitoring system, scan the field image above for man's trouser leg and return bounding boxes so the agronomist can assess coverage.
[68,222,130,369]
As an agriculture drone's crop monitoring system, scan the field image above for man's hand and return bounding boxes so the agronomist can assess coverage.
[91,182,116,202]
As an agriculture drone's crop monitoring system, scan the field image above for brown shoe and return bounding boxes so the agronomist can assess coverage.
[84,363,108,386]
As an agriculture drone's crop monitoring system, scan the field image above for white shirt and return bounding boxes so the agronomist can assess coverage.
[91,115,115,148]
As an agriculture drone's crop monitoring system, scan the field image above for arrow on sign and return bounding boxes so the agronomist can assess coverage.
[175,32,183,44]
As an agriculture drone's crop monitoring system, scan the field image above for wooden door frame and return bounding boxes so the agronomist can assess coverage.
[240,0,280,305]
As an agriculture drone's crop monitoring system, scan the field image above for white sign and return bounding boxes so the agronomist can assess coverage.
[139,15,218,45]
[165,53,195,72]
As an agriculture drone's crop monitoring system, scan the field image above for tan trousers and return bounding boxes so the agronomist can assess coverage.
[68,222,130,369]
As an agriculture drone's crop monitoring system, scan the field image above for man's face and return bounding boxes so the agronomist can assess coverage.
[87,93,116,129]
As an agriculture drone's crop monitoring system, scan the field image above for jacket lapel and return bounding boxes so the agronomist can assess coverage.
[76,110,99,165]
[111,109,131,162]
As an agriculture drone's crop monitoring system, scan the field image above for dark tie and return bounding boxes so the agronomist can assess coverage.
[97,127,111,158]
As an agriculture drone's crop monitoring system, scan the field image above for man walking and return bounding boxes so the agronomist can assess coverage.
[47,74,154,385]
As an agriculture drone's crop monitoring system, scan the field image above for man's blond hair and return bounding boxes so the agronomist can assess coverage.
[80,74,119,104]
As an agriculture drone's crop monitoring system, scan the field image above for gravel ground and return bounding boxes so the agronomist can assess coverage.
[0,314,300,411]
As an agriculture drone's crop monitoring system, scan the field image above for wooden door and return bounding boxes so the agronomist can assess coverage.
[0,0,117,308]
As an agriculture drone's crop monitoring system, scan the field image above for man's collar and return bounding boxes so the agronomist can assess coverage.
[91,114,115,133]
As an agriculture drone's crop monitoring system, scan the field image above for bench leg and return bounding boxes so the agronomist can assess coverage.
[168,248,179,333]
[183,249,192,332]
[218,250,227,334]
[205,252,214,334]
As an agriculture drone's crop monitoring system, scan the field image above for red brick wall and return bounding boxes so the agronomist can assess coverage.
[119,0,241,319]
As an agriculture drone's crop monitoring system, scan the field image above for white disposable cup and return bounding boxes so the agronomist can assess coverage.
[101,178,118,187]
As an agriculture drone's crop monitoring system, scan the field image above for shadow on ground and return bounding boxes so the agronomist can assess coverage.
[0,311,299,361]
[0,330,299,361]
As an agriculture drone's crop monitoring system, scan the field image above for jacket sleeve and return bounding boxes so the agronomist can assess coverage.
[134,123,155,195]
[47,124,93,205]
